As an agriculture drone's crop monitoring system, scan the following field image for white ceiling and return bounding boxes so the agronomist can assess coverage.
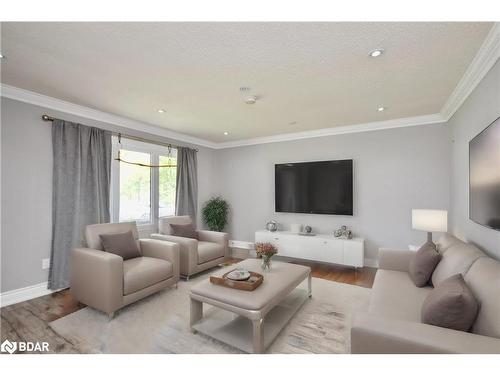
[0,22,493,143]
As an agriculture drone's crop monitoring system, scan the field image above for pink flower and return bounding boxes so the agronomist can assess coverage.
[255,242,278,258]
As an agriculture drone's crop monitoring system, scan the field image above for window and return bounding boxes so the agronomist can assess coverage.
[111,137,177,228]
[159,154,177,218]
[119,149,152,224]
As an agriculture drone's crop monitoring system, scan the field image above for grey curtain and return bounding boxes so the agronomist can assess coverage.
[175,147,198,224]
[48,120,111,290]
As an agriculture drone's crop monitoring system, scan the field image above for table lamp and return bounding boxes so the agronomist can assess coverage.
[412,209,448,244]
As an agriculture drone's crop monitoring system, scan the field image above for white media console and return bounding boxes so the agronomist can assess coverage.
[255,230,365,268]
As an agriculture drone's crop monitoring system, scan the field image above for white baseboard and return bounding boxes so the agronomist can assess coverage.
[0,282,61,307]
[363,258,379,268]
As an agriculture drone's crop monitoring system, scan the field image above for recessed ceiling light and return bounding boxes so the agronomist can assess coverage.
[378,107,386,112]
[369,49,384,58]
[245,96,258,105]
[223,131,229,136]
[157,109,165,113]
[0,53,5,59]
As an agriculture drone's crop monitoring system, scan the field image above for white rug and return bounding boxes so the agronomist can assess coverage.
[50,271,370,354]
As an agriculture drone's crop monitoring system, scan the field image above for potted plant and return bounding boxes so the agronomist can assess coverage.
[202,197,229,232]
[255,242,278,271]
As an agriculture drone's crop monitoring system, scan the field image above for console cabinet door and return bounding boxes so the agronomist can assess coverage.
[343,241,364,267]
[321,239,343,264]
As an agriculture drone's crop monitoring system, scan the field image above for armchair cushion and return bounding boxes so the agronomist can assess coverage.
[123,257,173,295]
[197,241,225,264]
[170,222,198,239]
[100,230,141,260]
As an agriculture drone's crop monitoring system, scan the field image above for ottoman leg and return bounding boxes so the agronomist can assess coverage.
[308,273,312,298]
[252,318,264,354]
[190,298,203,332]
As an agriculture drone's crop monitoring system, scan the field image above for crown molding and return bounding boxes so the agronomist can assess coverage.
[0,84,219,149]
[213,113,446,149]
[441,22,500,121]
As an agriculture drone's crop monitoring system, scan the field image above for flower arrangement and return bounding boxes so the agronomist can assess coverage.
[255,242,278,271]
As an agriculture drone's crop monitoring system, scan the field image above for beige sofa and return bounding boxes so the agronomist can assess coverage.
[351,234,500,353]
[151,216,229,279]
[71,222,180,317]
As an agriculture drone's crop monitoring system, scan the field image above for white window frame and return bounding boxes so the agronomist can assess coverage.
[110,136,177,232]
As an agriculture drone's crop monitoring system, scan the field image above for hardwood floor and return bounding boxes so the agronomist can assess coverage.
[0,260,376,354]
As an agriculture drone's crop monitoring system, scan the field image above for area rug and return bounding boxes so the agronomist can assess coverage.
[50,270,370,354]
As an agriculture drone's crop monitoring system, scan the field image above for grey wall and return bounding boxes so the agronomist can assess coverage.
[448,59,500,259]
[213,124,451,262]
[0,97,216,292]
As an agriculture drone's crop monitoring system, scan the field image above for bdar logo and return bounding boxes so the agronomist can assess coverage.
[1,339,17,354]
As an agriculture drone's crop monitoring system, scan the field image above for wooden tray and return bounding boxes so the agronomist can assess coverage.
[210,270,263,291]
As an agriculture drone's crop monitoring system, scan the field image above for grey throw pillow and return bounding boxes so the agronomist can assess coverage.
[100,230,141,260]
[421,273,479,332]
[170,223,198,239]
[409,242,441,287]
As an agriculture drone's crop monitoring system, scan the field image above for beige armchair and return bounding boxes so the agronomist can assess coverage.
[151,216,229,280]
[70,222,180,317]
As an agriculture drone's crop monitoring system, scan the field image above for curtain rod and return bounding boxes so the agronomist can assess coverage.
[41,114,199,152]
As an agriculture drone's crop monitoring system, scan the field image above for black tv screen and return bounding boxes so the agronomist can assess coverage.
[469,117,500,231]
[275,160,353,215]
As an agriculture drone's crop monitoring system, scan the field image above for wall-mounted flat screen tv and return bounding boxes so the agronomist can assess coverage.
[275,160,353,215]
[469,116,500,231]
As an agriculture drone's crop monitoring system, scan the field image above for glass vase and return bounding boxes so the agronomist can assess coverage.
[261,256,272,272]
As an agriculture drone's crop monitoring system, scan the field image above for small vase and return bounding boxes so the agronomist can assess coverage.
[261,257,272,272]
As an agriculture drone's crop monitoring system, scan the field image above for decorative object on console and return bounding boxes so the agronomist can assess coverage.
[412,209,448,243]
[290,223,302,233]
[255,242,278,272]
[202,196,229,232]
[333,225,353,239]
[266,220,278,232]
[305,225,312,233]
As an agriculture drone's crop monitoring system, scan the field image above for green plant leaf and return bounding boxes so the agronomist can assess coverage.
[202,196,229,232]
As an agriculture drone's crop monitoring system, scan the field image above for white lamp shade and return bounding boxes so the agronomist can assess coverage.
[412,209,448,233]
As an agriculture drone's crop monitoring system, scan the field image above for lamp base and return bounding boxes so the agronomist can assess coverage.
[427,232,433,243]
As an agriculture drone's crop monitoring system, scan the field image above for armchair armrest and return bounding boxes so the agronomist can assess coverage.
[70,248,123,315]
[150,233,198,276]
[197,230,229,257]
[378,248,415,272]
[351,312,500,354]
[139,239,180,281]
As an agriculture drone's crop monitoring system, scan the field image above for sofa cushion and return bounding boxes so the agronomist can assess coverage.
[123,257,173,295]
[369,269,433,322]
[409,242,441,287]
[421,274,479,332]
[197,241,224,264]
[431,241,485,287]
[464,257,500,338]
[436,233,463,254]
[159,215,192,235]
[99,230,141,260]
[170,222,198,239]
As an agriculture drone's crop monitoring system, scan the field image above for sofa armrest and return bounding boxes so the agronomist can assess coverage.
[351,312,500,354]
[150,233,198,276]
[378,248,415,272]
[197,230,229,257]
[70,248,123,315]
[139,239,180,281]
